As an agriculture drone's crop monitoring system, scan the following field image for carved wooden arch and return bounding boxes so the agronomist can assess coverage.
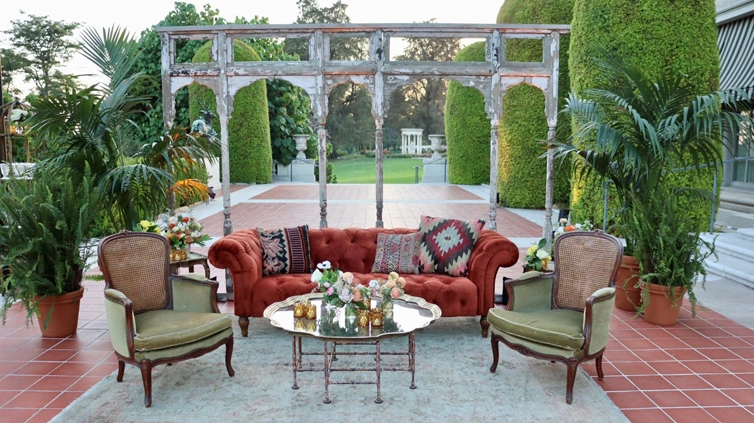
[158,25,570,295]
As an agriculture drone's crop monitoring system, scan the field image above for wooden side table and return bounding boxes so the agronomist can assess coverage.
[169,252,211,279]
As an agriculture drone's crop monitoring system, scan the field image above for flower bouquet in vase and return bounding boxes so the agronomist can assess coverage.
[312,261,370,318]
[370,272,406,312]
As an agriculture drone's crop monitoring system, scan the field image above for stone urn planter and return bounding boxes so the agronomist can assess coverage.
[641,283,685,326]
[614,255,641,311]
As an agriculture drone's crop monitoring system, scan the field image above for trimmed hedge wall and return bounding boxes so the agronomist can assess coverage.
[189,40,272,184]
[445,42,490,185]
[496,0,573,208]
[569,0,721,227]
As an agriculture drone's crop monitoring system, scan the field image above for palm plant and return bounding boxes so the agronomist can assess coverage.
[554,57,753,313]
[25,26,217,230]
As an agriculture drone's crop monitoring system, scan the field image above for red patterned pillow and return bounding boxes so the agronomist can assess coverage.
[418,216,485,277]
[258,226,313,276]
[371,232,421,274]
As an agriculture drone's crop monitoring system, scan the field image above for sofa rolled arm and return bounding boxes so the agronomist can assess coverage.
[208,229,263,277]
[170,274,219,313]
[103,288,136,358]
[468,230,520,314]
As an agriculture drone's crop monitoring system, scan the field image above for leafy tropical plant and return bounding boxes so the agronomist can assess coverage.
[554,56,754,313]
[0,167,102,326]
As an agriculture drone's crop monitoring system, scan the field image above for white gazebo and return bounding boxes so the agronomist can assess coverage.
[401,128,424,155]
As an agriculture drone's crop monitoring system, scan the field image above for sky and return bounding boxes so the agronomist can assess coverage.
[0,0,504,96]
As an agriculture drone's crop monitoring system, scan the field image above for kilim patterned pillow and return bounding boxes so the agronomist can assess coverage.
[371,232,422,274]
[258,225,313,276]
[418,216,485,277]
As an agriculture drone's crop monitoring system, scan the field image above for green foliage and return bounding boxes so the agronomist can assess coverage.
[496,0,573,208]
[0,167,103,325]
[331,157,424,184]
[556,57,754,309]
[190,41,272,184]
[326,83,375,157]
[285,0,367,60]
[268,79,315,166]
[569,0,721,224]
[0,48,29,98]
[314,142,338,183]
[445,42,490,184]
[3,12,81,97]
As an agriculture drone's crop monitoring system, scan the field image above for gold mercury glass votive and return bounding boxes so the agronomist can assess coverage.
[363,297,371,310]
[293,303,305,319]
[358,309,370,327]
[305,302,317,320]
[370,308,383,327]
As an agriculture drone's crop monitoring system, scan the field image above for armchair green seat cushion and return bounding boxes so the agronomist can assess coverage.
[134,311,232,351]
[487,308,585,351]
[98,231,235,408]
[488,231,623,405]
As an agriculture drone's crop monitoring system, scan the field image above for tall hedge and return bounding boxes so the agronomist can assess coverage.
[496,0,573,208]
[569,0,720,227]
[189,40,272,184]
[445,42,490,185]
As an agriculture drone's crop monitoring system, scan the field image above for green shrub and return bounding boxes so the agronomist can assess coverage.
[569,0,721,228]
[496,0,573,208]
[189,40,272,184]
[445,42,490,184]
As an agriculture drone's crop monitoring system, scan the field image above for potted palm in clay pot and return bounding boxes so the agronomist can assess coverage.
[555,56,753,324]
[0,167,103,336]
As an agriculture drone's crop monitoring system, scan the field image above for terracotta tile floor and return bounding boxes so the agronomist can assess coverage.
[2,184,754,422]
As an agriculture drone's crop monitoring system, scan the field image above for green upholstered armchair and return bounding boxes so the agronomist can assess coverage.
[488,231,622,404]
[98,231,235,407]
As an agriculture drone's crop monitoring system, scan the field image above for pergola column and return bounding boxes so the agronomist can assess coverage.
[543,31,560,249]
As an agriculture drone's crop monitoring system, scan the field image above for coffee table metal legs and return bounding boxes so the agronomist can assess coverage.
[409,333,416,389]
[324,341,332,403]
[375,340,382,403]
[291,336,299,390]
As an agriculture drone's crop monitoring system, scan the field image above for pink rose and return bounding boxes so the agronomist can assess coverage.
[390,287,402,299]
[397,277,406,286]
[385,279,396,289]
[342,272,354,283]
[326,287,334,295]
[352,289,362,302]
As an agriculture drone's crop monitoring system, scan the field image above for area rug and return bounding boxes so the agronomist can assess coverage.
[52,317,628,423]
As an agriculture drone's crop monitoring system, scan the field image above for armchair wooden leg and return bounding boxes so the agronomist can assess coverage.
[596,354,605,380]
[565,359,579,405]
[239,317,250,337]
[480,315,490,338]
[490,334,500,373]
[225,336,235,377]
[117,359,125,382]
[140,361,154,408]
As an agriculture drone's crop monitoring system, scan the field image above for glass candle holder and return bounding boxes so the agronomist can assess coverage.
[305,302,317,320]
[293,303,305,319]
[370,308,383,327]
[363,297,371,310]
[358,309,370,327]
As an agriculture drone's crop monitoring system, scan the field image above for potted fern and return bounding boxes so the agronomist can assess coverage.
[0,166,102,337]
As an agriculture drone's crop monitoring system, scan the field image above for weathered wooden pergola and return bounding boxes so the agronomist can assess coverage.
[157,23,569,297]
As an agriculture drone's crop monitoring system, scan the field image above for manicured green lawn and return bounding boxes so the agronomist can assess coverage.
[331,157,424,184]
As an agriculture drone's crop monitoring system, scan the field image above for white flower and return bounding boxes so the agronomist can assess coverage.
[536,249,550,260]
[559,218,568,224]
[556,227,565,234]
[317,261,331,270]
[338,289,353,303]
[311,269,323,282]
[168,216,178,224]
[575,223,582,230]
[191,231,201,238]
[369,280,380,289]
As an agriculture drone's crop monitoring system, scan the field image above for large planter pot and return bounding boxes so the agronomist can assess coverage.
[614,255,641,311]
[642,283,686,326]
[34,286,84,337]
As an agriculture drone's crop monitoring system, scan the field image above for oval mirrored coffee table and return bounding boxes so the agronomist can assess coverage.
[264,293,441,404]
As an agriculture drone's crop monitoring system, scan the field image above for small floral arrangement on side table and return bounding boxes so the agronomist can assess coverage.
[312,261,370,311]
[137,213,211,261]
[524,239,552,272]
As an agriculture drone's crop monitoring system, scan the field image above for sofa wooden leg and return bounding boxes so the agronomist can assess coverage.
[140,360,153,408]
[116,359,125,382]
[480,315,490,338]
[225,335,235,377]
[239,316,250,337]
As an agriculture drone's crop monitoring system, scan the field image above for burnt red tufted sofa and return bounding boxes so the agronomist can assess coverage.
[208,227,519,337]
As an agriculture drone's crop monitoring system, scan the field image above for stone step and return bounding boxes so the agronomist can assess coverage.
[715,208,754,229]
[703,229,754,289]
[705,253,754,289]
[701,232,754,261]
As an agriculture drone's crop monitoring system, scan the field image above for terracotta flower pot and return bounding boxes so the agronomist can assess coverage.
[614,255,641,311]
[34,286,85,338]
[642,283,685,326]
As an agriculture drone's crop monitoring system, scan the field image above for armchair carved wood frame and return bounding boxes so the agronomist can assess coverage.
[98,231,235,407]
[488,231,623,404]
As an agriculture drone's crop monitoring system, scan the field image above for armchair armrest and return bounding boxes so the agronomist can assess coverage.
[468,230,520,314]
[170,274,220,313]
[583,287,616,356]
[103,288,136,358]
[506,272,554,312]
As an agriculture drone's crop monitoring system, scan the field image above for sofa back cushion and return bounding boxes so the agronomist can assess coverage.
[308,228,416,274]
